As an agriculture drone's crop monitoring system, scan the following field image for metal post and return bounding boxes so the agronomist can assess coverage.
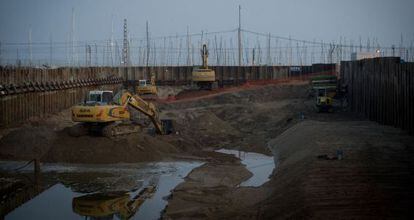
[122,19,129,67]
[146,21,150,77]
[238,5,242,66]
[29,26,32,66]
[49,34,53,66]
[34,158,41,192]
[237,5,242,85]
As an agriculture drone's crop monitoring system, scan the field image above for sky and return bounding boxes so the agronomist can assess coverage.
[1,0,413,44]
[0,0,413,65]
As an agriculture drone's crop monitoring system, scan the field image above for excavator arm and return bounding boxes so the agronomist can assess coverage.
[117,91,164,134]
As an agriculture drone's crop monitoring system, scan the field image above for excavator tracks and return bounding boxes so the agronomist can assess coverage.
[101,122,143,137]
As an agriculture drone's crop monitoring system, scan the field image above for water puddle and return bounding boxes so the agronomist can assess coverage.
[216,149,275,187]
[4,161,202,220]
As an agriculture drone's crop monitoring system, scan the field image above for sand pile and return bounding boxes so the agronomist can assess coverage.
[0,125,188,164]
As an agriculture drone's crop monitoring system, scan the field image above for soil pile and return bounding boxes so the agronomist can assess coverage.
[0,125,190,164]
[157,86,187,99]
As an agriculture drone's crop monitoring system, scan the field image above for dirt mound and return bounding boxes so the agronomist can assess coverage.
[0,126,56,160]
[253,120,414,219]
[167,110,242,149]
[157,86,187,99]
[42,130,181,164]
[0,125,191,164]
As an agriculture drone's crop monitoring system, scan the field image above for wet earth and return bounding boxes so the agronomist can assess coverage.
[2,161,204,220]
[2,149,276,219]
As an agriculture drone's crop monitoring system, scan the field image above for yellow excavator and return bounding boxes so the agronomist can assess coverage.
[315,88,334,112]
[72,185,156,219]
[192,44,217,90]
[311,75,337,113]
[136,73,158,100]
[70,90,171,137]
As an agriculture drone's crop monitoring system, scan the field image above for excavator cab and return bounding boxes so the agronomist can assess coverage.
[86,91,114,105]
[138,80,150,87]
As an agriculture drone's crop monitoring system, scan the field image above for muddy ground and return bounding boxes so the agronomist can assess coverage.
[1,81,413,219]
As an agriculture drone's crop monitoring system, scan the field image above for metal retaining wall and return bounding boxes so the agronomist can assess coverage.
[0,64,335,128]
[340,57,414,134]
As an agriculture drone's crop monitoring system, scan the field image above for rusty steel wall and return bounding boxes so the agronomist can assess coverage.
[0,64,334,128]
[0,67,123,127]
[121,65,292,83]
[0,84,122,127]
[341,57,414,134]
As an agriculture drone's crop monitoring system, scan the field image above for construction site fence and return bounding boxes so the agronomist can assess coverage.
[341,57,414,134]
[0,64,335,127]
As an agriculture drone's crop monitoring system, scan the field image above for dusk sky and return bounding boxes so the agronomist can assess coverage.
[1,0,413,45]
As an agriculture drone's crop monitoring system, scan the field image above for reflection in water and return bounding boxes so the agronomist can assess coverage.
[5,161,203,220]
[216,149,276,187]
[72,186,156,219]
[6,184,83,220]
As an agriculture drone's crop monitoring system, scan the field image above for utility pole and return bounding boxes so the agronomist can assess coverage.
[163,37,166,66]
[311,39,315,64]
[122,18,129,66]
[115,41,119,66]
[237,5,242,85]
[288,36,292,66]
[191,43,195,66]
[85,44,91,66]
[146,21,150,67]
[399,33,404,58]
[103,42,106,66]
[49,34,53,66]
[29,26,32,66]
[0,41,2,66]
[296,42,301,66]
[186,26,191,66]
[252,48,255,66]
[85,44,88,66]
[328,43,335,64]
[214,35,219,65]
[110,15,114,66]
[70,8,75,66]
[94,44,98,66]
[392,45,395,57]
[321,40,325,63]
[177,38,182,66]
[16,48,20,66]
[237,5,242,66]
[267,33,271,65]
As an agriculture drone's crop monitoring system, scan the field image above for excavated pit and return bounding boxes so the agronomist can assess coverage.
[1,81,413,219]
